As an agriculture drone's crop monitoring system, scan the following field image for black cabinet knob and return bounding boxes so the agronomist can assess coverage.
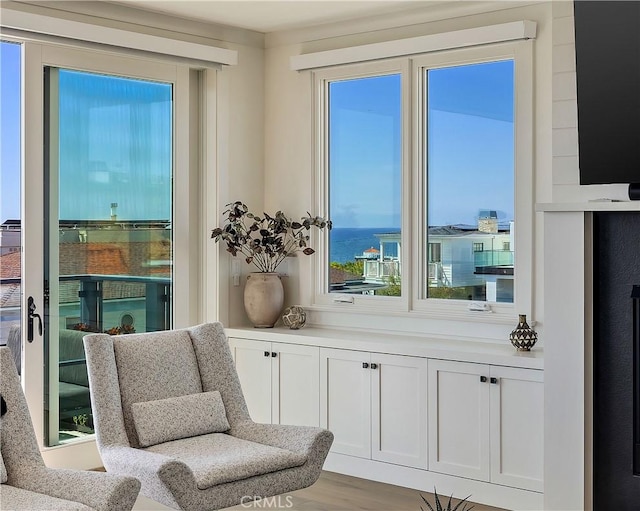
[480,376,488,383]
[362,362,369,369]
[371,363,379,370]
[271,352,277,357]
[264,351,270,357]
[490,377,499,384]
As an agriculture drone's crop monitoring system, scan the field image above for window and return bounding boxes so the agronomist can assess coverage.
[315,41,533,316]
[424,61,514,303]
[428,243,441,262]
[323,63,403,298]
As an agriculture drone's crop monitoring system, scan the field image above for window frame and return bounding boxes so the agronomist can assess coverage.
[411,41,533,318]
[312,40,534,322]
[312,58,411,312]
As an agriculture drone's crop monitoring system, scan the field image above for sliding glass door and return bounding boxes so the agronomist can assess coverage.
[44,67,174,445]
[5,39,203,464]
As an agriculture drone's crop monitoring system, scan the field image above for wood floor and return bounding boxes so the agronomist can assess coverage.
[133,471,507,511]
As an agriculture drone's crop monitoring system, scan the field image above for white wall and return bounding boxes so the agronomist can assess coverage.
[264,1,554,339]
[214,42,265,326]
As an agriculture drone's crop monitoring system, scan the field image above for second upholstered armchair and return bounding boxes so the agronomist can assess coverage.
[83,322,333,511]
[0,347,141,511]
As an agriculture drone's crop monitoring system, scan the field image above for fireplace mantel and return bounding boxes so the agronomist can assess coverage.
[541,210,591,510]
[536,201,640,212]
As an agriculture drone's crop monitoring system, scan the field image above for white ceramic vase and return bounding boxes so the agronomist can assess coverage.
[243,272,284,328]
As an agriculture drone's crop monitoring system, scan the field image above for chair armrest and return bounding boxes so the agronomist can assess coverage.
[10,466,140,511]
[230,421,334,457]
[100,445,195,496]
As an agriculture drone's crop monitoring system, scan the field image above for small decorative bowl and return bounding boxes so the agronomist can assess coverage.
[282,306,306,330]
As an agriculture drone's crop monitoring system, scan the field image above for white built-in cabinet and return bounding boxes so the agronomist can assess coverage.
[428,359,544,492]
[320,348,428,469]
[228,338,320,427]
[226,328,544,510]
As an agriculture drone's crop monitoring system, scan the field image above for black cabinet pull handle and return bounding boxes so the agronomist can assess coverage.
[271,352,277,357]
[480,376,487,383]
[264,351,270,357]
[362,362,369,369]
[371,363,378,370]
[490,377,499,384]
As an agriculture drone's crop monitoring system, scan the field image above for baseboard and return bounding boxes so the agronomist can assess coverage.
[324,452,544,511]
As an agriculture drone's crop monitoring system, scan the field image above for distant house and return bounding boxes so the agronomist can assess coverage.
[359,213,514,302]
[355,247,380,260]
[426,222,514,302]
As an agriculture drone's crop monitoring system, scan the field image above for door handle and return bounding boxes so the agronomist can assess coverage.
[27,296,43,343]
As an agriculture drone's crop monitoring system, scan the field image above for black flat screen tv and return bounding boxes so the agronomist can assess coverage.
[573,1,640,186]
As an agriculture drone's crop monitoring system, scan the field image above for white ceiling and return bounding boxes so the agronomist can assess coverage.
[110,0,431,33]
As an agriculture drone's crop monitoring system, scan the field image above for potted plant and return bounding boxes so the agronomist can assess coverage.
[420,488,473,511]
[211,201,331,327]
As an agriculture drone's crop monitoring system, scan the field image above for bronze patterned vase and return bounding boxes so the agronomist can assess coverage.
[509,314,538,351]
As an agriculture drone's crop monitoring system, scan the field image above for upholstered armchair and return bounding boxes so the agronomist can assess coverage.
[0,347,141,511]
[83,322,333,511]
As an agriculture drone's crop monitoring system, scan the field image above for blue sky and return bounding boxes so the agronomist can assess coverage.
[1,41,21,224]
[56,70,172,220]
[329,60,514,228]
[0,41,172,224]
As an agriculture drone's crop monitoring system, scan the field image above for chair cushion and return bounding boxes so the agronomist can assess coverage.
[143,433,307,489]
[0,484,94,510]
[0,450,7,484]
[132,391,230,447]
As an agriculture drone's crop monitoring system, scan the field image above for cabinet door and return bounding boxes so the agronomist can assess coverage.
[228,338,272,424]
[320,348,371,459]
[272,343,320,427]
[372,353,428,469]
[428,359,490,481]
[490,366,544,492]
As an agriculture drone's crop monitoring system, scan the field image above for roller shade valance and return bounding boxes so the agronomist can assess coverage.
[290,20,536,71]
[1,8,238,67]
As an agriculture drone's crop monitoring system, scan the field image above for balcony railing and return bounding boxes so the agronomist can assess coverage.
[60,274,171,333]
[474,250,514,268]
[363,260,400,280]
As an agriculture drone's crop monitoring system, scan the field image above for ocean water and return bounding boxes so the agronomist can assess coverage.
[329,227,400,264]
